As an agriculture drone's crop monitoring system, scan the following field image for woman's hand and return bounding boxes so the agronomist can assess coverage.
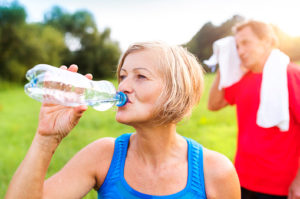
[37,64,93,143]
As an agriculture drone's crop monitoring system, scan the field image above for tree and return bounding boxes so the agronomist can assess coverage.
[44,6,121,79]
[0,2,66,82]
[0,1,27,82]
[185,15,244,72]
[0,3,121,83]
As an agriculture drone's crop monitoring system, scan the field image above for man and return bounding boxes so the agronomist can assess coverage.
[208,20,300,199]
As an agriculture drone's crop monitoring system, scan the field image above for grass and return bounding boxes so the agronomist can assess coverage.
[0,74,237,198]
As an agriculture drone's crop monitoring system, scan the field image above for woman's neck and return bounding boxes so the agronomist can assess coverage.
[129,124,186,167]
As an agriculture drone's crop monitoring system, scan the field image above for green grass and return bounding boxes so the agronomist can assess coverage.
[0,74,237,198]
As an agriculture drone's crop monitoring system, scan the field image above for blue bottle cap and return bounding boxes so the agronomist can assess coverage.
[115,91,128,107]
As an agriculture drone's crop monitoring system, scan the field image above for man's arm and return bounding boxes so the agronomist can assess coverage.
[208,70,229,111]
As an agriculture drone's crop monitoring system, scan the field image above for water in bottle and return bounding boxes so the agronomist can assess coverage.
[24,64,127,111]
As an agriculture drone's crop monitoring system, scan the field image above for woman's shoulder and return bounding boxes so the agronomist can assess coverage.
[80,137,116,189]
[202,148,235,177]
[87,133,132,164]
[83,137,116,158]
[82,137,116,163]
[202,148,240,198]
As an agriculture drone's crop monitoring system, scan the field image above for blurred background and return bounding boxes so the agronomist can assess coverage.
[1,0,300,198]
[1,0,300,83]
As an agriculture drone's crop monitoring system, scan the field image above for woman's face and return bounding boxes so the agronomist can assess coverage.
[116,49,164,126]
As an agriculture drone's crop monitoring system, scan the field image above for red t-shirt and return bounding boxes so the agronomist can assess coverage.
[224,63,300,195]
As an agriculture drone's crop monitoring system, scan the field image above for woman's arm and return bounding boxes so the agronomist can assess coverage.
[5,135,114,199]
[5,65,108,199]
[203,148,241,199]
[5,133,59,199]
[43,137,115,198]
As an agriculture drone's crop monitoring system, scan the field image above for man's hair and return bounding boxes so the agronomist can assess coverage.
[116,41,204,125]
[233,20,279,48]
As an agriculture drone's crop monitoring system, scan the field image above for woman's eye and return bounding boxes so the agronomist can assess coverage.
[119,75,126,81]
[137,74,146,79]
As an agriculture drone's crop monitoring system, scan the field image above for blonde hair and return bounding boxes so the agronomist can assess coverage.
[233,20,279,48]
[117,41,204,125]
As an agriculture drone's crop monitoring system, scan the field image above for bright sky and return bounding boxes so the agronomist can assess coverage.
[3,0,300,51]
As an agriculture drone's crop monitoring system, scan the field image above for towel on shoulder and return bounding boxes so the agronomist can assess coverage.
[204,36,290,131]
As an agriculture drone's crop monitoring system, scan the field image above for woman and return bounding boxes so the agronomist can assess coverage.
[5,41,240,199]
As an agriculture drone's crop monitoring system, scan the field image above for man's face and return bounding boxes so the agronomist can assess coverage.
[235,26,270,72]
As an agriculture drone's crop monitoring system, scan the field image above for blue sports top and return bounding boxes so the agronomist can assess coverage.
[98,133,207,199]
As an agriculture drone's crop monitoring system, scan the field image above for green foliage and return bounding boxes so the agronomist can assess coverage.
[185,15,245,72]
[0,1,26,25]
[0,2,121,83]
[43,6,121,79]
[44,6,97,36]
[0,75,237,198]
[0,2,67,83]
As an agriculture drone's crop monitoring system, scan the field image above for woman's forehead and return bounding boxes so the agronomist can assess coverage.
[121,49,163,73]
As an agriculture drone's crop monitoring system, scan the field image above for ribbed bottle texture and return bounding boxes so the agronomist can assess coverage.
[24,64,127,111]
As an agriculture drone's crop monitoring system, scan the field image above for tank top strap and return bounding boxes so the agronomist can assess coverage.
[186,137,207,198]
[99,134,207,199]
[100,133,132,190]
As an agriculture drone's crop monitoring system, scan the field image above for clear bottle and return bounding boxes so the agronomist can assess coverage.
[24,64,127,111]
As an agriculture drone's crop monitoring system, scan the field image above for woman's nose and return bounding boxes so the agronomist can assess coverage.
[118,78,133,94]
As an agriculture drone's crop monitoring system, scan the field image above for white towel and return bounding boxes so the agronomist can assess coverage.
[204,37,290,131]
[204,36,245,90]
[257,49,290,131]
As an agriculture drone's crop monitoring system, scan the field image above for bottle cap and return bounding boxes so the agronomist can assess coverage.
[115,91,128,107]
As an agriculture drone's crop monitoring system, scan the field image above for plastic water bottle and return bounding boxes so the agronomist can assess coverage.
[24,64,127,111]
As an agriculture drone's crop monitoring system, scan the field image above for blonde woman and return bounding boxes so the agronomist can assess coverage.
[6,42,240,199]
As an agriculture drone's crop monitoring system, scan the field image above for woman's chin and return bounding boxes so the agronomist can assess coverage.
[115,114,131,125]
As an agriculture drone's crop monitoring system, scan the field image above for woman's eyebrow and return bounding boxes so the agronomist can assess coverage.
[121,67,154,76]
[133,67,153,74]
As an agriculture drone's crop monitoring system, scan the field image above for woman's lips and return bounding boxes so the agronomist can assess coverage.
[126,98,132,104]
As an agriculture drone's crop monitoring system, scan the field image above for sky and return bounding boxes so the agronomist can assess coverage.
[3,0,300,51]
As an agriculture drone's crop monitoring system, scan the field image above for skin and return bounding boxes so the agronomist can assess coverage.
[208,26,300,199]
[208,26,272,111]
[289,169,300,199]
[5,50,240,199]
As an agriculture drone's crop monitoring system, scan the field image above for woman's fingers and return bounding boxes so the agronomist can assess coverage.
[60,65,67,70]
[60,65,92,79]
[72,105,88,124]
[68,64,78,72]
[74,105,88,114]
[85,73,93,80]
[59,64,78,72]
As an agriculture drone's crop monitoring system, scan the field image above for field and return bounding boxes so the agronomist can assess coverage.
[0,74,237,198]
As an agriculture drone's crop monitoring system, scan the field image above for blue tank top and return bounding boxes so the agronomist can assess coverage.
[98,133,207,199]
